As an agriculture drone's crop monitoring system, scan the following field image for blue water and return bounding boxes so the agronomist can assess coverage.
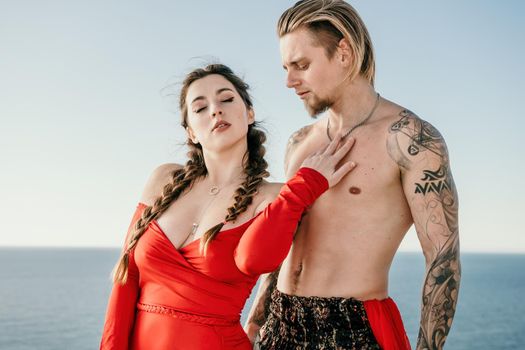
[0,249,523,349]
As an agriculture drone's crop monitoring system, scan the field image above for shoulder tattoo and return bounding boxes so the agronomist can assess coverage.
[284,125,313,171]
[387,110,448,170]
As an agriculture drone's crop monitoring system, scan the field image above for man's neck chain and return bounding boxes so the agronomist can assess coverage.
[326,92,381,141]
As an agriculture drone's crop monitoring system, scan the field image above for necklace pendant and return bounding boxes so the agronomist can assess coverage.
[190,223,198,234]
[209,186,220,195]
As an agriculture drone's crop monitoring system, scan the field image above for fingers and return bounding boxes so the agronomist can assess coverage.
[311,138,335,157]
[322,132,342,155]
[312,142,328,157]
[330,161,357,187]
[332,137,356,161]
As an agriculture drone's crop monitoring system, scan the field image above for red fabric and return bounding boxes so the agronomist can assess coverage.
[364,298,412,350]
[100,167,328,350]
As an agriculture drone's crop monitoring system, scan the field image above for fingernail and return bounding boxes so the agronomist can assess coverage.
[350,161,356,167]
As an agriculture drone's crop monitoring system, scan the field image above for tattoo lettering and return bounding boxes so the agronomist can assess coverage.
[415,166,452,195]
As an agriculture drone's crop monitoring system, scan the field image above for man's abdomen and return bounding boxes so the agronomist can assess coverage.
[277,212,411,300]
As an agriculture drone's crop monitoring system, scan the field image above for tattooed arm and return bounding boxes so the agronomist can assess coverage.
[243,269,280,345]
[388,111,461,349]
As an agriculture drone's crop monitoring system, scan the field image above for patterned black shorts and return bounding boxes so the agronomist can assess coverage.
[258,289,381,350]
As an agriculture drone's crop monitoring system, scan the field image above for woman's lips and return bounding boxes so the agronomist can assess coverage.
[212,121,231,132]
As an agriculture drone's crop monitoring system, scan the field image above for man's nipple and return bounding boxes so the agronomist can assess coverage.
[349,186,361,195]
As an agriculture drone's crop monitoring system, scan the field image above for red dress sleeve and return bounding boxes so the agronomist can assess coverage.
[234,167,328,276]
[100,203,145,350]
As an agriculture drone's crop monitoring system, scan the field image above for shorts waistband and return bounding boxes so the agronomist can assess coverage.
[272,288,370,307]
[270,289,370,324]
[137,303,239,326]
[273,288,392,304]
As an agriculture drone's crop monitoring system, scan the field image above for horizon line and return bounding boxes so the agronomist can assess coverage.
[0,245,523,254]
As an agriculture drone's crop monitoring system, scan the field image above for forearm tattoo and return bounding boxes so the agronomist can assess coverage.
[416,174,460,350]
[247,269,280,327]
[389,110,461,349]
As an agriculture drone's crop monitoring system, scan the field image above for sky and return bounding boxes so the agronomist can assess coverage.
[1,1,524,252]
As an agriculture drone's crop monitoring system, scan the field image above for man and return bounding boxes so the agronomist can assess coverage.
[245,1,460,349]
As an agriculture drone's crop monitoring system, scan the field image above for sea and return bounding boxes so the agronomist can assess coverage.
[0,249,523,349]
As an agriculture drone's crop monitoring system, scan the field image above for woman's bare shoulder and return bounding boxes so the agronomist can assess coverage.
[139,163,183,206]
[251,180,284,214]
[259,181,284,197]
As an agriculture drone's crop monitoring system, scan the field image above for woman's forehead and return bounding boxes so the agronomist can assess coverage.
[186,74,236,103]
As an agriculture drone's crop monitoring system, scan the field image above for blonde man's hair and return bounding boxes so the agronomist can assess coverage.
[278,0,375,85]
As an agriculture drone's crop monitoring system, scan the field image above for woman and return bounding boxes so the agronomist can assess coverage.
[100,64,356,349]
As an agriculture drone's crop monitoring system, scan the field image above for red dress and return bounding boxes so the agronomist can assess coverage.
[100,167,328,349]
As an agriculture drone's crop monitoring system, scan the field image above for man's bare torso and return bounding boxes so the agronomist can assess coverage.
[278,101,413,300]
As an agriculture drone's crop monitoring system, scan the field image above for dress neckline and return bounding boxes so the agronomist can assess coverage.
[152,215,258,251]
[137,202,262,251]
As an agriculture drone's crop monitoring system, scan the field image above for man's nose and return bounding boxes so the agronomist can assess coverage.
[286,71,300,89]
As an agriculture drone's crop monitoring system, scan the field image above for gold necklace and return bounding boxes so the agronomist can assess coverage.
[326,92,380,141]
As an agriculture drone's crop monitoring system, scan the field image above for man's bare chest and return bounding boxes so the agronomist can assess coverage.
[288,131,399,200]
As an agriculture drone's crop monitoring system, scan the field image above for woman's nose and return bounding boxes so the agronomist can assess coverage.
[210,105,223,118]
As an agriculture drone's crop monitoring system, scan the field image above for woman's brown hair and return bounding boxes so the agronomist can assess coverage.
[113,64,269,284]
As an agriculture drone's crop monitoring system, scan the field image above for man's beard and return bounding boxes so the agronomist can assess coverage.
[304,94,332,118]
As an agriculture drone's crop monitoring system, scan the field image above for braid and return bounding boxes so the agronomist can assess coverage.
[114,63,269,278]
[113,145,207,284]
[200,124,269,254]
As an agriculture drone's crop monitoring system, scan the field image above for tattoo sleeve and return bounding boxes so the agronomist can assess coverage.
[244,268,280,341]
[388,110,461,349]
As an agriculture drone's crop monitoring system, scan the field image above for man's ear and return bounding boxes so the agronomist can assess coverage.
[337,38,353,67]
[247,108,255,125]
[186,127,198,144]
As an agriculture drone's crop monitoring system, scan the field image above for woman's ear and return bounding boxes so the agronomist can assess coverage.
[186,127,198,144]
[247,108,255,125]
